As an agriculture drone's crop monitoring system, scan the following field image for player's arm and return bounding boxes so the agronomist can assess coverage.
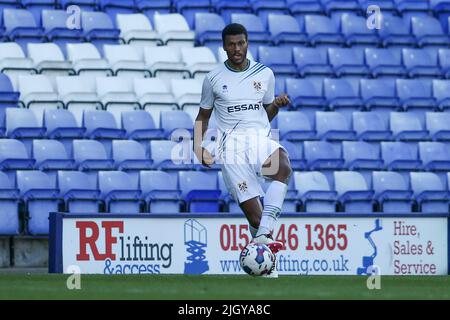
[194,76,215,168]
[264,94,291,122]
[193,107,214,167]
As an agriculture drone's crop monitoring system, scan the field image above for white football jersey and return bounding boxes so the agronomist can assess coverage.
[199,59,275,137]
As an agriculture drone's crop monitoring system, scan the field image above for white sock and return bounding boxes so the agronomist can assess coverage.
[256,180,287,237]
[249,224,258,238]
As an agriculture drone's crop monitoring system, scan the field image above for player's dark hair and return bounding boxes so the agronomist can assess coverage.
[222,23,248,43]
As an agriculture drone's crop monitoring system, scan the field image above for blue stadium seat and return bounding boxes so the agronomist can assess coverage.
[425,112,450,141]
[323,78,363,122]
[72,140,114,182]
[160,110,193,140]
[432,79,450,111]
[410,15,449,48]
[304,140,344,170]
[121,111,164,150]
[294,171,337,212]
[112,140,153,184]
[150,140,192,170]
[360,79,400,121]
[327,48,369,77]
[410,172,449,213]
[378,15,416,47]
[419,141,450,171]
[381,141,422,170]
[83,110,126,156]
[339,13,380,47]
[320,0,361,16]
[231,13,270,56]
[438,48,450,78]
[98,171,142,213]
[173,0,211,29]
[394,0,430,18]
[402,48,442,78]
[267,13,307,48]
[42,10,84,53]
[22,0,56,25]
[57,171,100,213]
[3,8,45,51]
[0,73,20,126]
[16,170,61,235]
[44,109,86,158]
[279,140,306,170]
[372,171,413,213]
[32,139,75,184]
[285,78,326,123]
[99,0,137,23]
[278,111,317,141]
[81,11,121,53]
[139,170,182,213]
[59,0,97,11]
[390,112,430,141]
[178,171,221,212]
[0,171,19,235]
[334,171,374,213]
[315,111,356,141]
[0,0,21,12]
[136,0,172,24]
[5,108,46,157]
[304,14,344,47]
[342,141,383,171]
[286,0,323,16]
[258,46,297,77]
[217,171,240,213]
[293,47,334,77]
[0,139,35,185]
[352,112,393,141]
[194,13,225,51]
[364,48,407,78]
[251,0,290,26]
[396,79,437,115]
[211,0,252,24]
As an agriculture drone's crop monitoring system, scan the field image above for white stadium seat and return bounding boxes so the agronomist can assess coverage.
[66,43,113,77]
[0,43,35,89]
[153,13,195,47]
[144,46,189,79]
[170,79,202,121]
[116,13,162,47]
[103,44,150,78]
[133,78,179,127]
[56,76,101,125]
[27,43,74,78]
[181,47,218,79]
[17,75,62,125]
[96,77,139,125]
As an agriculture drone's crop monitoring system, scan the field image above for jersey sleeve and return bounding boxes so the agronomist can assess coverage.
[262,70,275,105]
[199,76,215,110]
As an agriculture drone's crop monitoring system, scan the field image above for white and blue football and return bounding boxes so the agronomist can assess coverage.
[239,243,275,276]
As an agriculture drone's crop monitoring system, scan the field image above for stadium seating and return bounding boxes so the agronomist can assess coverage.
[139,170,182,213]
[372,171,413,213]
[0,171,20,235]
[16,170,61,234]
[294,171,337,213]
[57,171,101,214]
[98,170,142,213]
[1,0,450,229]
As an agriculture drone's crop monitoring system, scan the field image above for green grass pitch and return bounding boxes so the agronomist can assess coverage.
[0,274,450,300]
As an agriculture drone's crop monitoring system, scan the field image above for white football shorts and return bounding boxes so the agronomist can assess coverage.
[213,133,288,204]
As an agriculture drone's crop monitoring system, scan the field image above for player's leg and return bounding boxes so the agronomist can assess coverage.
[255,147,292,240]
[238,196,263,238]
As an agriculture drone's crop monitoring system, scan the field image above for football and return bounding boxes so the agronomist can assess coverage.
[239,243,275,276]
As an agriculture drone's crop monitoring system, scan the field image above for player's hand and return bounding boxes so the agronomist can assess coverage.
[273,94,291,108]
[200,147,215,168]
